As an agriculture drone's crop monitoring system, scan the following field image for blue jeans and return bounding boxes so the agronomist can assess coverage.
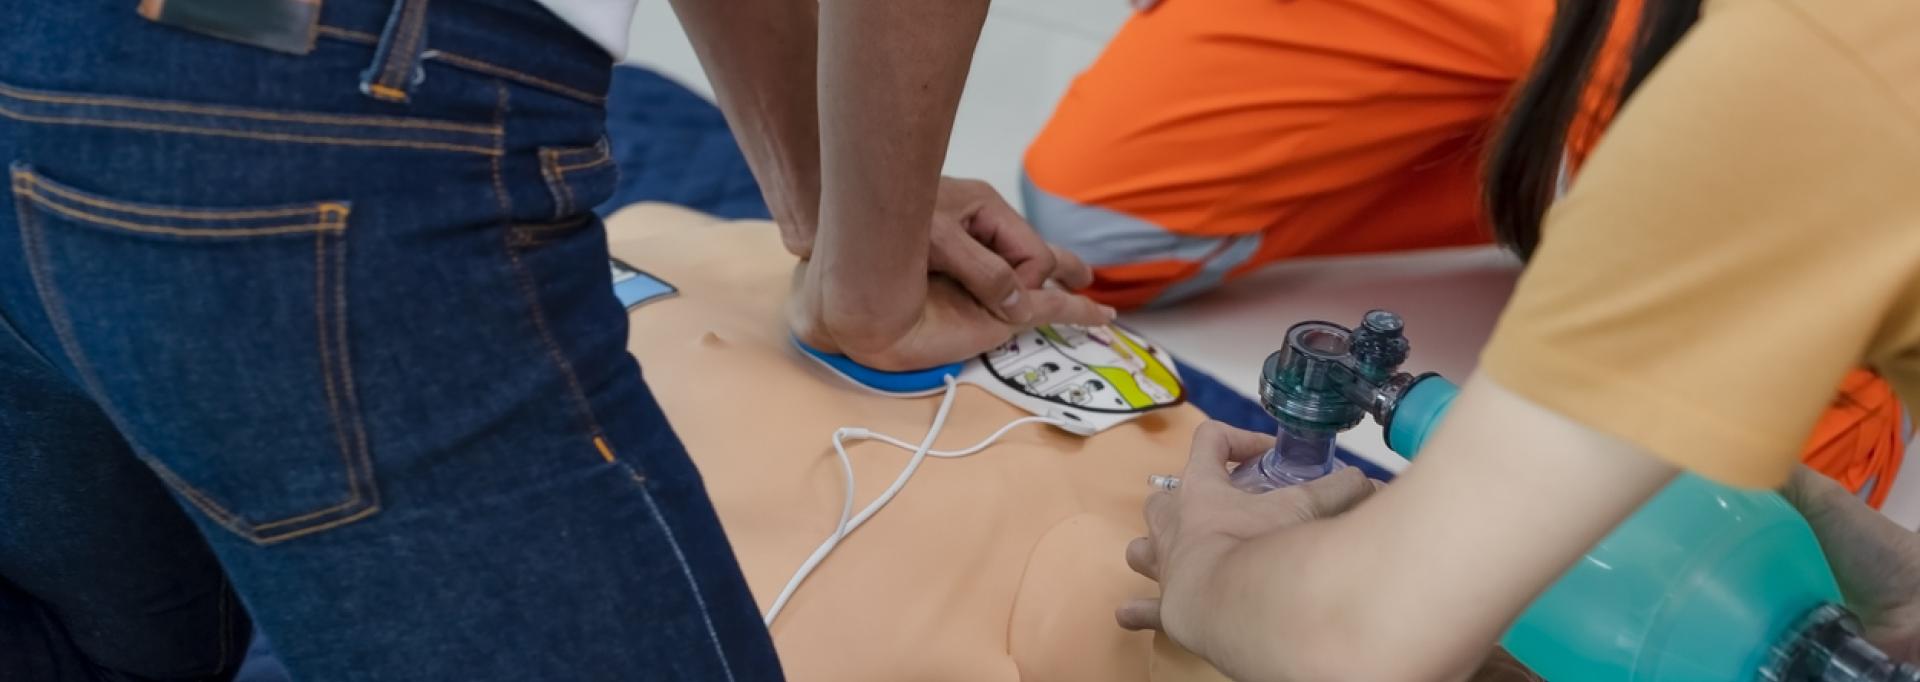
[0,0,783,679]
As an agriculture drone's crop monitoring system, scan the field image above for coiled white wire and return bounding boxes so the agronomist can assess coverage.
[763,376,1077,625]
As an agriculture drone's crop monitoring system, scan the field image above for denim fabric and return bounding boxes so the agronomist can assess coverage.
[0,320,254,680]
[0,0,783,679]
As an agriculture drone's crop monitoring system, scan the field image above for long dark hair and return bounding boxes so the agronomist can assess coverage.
[1484,0,1704,260]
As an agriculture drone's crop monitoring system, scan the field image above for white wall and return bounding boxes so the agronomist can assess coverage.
[623,0,1131,206]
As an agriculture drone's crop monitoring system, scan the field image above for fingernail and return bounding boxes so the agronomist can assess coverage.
[1101,305,1118,320]
[1003,291,1035,323]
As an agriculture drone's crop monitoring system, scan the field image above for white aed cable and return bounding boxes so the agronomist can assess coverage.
[763,375,1096,625]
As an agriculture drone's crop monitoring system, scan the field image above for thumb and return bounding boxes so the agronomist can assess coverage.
[1288,468,1381,520]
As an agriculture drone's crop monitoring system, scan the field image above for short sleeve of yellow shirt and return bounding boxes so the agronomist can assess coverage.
[1481,0,1920,489]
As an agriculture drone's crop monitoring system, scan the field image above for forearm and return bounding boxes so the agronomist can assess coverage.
[811,0,988,350]
[667,0,822,256]
[1179,520,1486,682]
[1204,375,1676,680]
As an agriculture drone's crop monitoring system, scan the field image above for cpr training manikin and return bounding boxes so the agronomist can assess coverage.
[605,202,1538,682]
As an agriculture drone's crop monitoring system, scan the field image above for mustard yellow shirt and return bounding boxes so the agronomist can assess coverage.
[1482,0,1920,489]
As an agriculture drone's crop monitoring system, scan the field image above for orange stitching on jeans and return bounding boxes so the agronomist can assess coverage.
[314,230,348,464]
[542,139,609,218]
[366,83,409,102]
[372,0,424,97]
[254,504,382,545]
[149,465,250,528]
[551,138,608,165]
[538,147,573,218]
[594,436,617,463]
[509,216,592,248]
[426,51,606,105]
[246,231,378,533]
[506,242,612,457]
[313,24,607,105]
[377,0,431,88]
[330,220,382,529]
[17,191,339,237]
[514,216,591,234]
[0,105,500,156]
[537,148,561,215]
[554,150,611,174]
[0,81,498,135]
[492,83,612,463]
[143,253,365,535]
[138,367,367,535]
[14,184,374,542]
[19,171,332,220]
[309,231,359,529]
[556,175,576,218]
[320,203,350,223]
[16,199,253,537]
[490,83,514,242]
[316,25,380,44]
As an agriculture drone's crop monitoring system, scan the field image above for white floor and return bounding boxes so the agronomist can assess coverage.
[621,1,1920,529]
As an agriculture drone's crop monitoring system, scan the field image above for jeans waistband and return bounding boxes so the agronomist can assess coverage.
[318,0,613,105]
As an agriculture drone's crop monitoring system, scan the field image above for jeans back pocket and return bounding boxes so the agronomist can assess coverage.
[11,163,377,544]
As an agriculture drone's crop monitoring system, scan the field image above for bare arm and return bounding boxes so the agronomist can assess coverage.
[1138,374,1677,680]
[673,0,1071,363]
[665,0,822,256]
[808,0,990,354]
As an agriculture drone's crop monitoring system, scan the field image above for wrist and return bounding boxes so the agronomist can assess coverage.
[1210,524,1392,680]
[789,260,923,360]
[1163,536,1258,643]
[817,284,922,359]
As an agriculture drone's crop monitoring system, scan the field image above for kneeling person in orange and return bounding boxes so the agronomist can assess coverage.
[1024,0,1903,506]
[1023,0,1559,309]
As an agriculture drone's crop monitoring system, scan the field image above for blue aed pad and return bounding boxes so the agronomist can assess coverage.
[611,258,677,310]
[793,338,966,397]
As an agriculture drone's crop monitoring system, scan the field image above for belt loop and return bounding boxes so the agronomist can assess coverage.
[359,0,432,103]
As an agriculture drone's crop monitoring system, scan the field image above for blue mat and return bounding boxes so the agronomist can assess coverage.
[596,67,771,221]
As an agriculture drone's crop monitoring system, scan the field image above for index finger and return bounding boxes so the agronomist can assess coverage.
[968,199,1059,290]
[1048,245,1095,291]
[931,225,1025,323]
[1024,288,1117,328]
